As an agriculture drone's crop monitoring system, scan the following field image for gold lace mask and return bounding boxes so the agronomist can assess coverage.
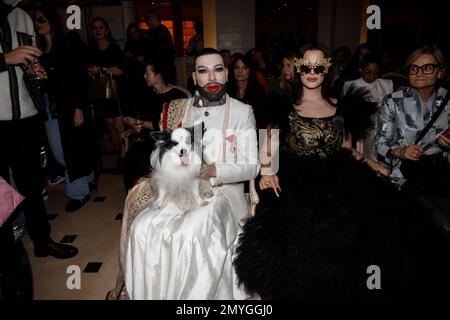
[294,57,332,75]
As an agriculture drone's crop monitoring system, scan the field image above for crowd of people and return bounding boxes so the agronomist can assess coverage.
[1,0,450,300]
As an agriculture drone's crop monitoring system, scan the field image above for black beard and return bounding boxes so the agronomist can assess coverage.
[197,82,227,103]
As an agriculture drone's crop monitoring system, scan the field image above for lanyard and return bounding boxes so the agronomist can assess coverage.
[185,96,231,163]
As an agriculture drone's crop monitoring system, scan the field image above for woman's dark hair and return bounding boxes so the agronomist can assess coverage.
[360,53,381,69]
[126,22,141,42]
[89,17,113,47]
[144,58,170,85]
[295,43,334,105]
[33,5,65,49]
[227,53,260,102]
[220,49,231,56]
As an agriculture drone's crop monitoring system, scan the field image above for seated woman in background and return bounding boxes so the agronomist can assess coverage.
[374,44,450,222]
[268,52,297,104]
[234,43,450,299]
[343,53,393,159]
[227,53,267,128]
[122,58,190,192]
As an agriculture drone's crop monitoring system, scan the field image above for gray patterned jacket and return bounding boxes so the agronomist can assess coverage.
[374,86,450,179]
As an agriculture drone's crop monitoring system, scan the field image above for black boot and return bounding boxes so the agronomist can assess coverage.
[34,238,78,259]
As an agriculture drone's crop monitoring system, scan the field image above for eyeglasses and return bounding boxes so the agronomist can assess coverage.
[299,65,327,75]
[34,17,48,24]
[407,64,440,75]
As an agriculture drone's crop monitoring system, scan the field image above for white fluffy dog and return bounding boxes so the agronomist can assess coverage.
[150,125,210,212]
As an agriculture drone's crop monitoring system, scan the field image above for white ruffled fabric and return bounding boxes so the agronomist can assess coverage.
[125,187,248,300]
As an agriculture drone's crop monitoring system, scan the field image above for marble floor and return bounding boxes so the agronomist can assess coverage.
[22,154,125,300]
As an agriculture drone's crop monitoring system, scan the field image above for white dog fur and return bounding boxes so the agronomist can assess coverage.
[150,126,210,212]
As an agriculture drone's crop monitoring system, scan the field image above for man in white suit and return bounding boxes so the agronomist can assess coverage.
[124,48,259,299]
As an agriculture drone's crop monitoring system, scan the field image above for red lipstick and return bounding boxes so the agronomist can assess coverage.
[206,84,221,92]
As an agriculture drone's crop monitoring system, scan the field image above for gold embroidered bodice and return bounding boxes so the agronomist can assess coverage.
[285,111,343,159]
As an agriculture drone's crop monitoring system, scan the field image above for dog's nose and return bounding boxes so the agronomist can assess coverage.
[180,148,187,156]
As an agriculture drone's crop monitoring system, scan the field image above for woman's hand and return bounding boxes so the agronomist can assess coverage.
[124,116,148,133]
[437,134,450,149]
[74,108,84,127]
[365,159,390,177]
[28,60,48,79]
[259,174,281,197]
[392,144,423,161]
[124,116,137,126]
[87,65,100,76]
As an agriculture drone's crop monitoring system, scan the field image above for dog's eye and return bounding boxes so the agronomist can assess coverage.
[165,140,179,149]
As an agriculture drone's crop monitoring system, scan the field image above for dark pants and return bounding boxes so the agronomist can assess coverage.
[122,134,154,192]
[0,217,33,300]
[0,115,51,245]
[401,154,450,235]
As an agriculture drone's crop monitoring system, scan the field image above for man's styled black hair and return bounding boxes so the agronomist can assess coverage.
[194,48,222,67]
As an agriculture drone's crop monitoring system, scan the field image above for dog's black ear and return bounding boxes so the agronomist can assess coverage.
[150,130,171,144]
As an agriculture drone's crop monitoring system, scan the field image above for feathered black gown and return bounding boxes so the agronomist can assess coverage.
[234,88,450,299]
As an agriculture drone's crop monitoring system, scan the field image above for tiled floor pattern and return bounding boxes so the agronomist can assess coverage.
[22,155,125,300]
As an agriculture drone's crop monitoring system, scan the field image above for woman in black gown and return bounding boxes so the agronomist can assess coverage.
[234,43,450,299]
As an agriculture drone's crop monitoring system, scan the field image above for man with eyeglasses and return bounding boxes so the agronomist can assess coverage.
[0,0,78,268]
[374,44,450,224]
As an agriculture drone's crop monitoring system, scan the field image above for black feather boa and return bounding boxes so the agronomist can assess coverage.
[263,85,377,141]
[234,150,450,299]
[337,85,378,141]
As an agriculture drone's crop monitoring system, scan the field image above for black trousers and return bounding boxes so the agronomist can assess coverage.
[401,154,450,235]
[0,115,51,245]
[0,218,33,300]
[122,136,154,192]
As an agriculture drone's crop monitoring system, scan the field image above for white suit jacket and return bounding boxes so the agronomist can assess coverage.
[181,95,259,223]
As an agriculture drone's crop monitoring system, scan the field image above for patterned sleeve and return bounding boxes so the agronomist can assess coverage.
[374,95,401,166]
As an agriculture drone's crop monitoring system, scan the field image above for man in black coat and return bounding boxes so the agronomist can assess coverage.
[0,0,78,261]
[144,10,177,84]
